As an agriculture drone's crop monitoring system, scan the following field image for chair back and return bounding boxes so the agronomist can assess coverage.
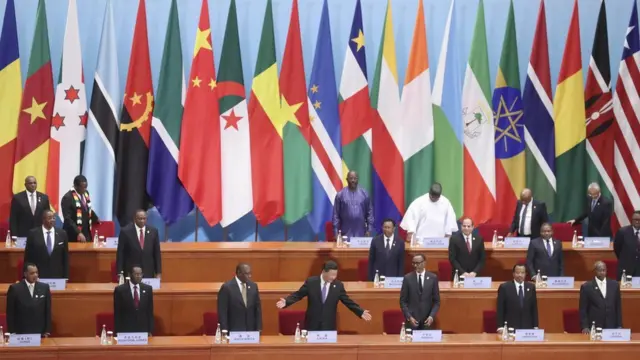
[202,312,219,335]
[382,310,405,334]
[437,261,452,282]
[95,312,115,336]
[278,310,305,335]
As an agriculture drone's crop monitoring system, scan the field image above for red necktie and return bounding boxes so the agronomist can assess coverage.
[139,229,144,248]
[133,285,140,308]
[466,236,472,253]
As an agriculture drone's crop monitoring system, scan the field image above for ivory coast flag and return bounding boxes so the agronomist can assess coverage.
[554,0,586,221]
[461,0,494,223]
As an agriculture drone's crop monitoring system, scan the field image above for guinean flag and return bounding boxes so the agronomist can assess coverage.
[114,0,154,225]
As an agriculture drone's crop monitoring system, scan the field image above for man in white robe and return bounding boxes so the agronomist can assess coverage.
[400,183,458,243]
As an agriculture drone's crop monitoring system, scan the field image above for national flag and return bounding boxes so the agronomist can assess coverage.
[339,0,371,195]
[461,0,494,224]
[249,0,284,226]
[402,0,434,206]
[492,0,524,225]
[307,0,344,233]
[0,0,21,220]
[114,0,154,225]
[371,1,403,229]
[12,0,53,196]
[523,1,555,215]
[612,0,640,226]
[281,0,312,225]
[147,0,193,224]
[218,0,252,227]
[46,0,87,217]
[432,0,463,215]
[82,0,119,221]
[553,0,586,221]
[179,0,222,226]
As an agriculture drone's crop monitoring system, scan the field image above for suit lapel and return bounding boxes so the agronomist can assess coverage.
[593,279,605,299]
[130,226,142,250]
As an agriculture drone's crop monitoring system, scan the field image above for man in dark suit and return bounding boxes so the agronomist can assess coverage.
[116,209,162,279]
[61,175,99,242]
[449,217,486,278]
[368,218,405,281]
[9,176,51,237]
[276,260,372,331]
[23,209,69,279]
[400,254,440,330]
[113,265,154,335]
[5,263,51,336]
[526,223,564,278]
[613,210,640,278]
[568,183,613,237]
[218,263,262,332]
[496,264,539,331]
[579,261,622,333]
[509,188,549,239]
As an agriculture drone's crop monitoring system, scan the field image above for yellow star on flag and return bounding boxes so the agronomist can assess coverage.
[22,98,47,123]
[192,76,202,87]
[279,95,302,128]
[313,100,322,109]
[310,84,319,93]
[208,78,217,90]
[129,92,142,106]
[351,29,365,52]
[193,27,212,57]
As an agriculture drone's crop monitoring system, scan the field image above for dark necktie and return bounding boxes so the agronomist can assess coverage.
[546,240,552,257]
[133,285,140,308]
[518,284,524,307]
[519,203,528,234]
[591,199,596,211]
[385,238,390,251]
[418,274,423,294]
[636,230,639,246]
[46,231,52,255]
[139,228,145,248]
[321,282,328,303]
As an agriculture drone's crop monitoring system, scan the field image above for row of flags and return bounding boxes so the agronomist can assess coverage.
[0,0,639,235]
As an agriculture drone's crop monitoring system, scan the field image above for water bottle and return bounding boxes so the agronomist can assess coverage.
[100,324,107,345]
[0,325,4,345]
[118,272,124,286]
[5,230,11,248]
[590,321,596,341]
[571,230,578,248]
[399,322,406,342]
[214,323,222,344]
[410,235,417,248]
[535,270,542,287]
[294,322,302,343]
[336,230,343,247]
[492,230,498,248]
[501,322,509,341]
[621,270,627,287]
[374,270,380,287]
[93,230,99,248]
[453,269,460,288]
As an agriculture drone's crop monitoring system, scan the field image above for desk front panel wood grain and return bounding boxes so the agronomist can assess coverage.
[501,333,640,360]
[1,282,638,337]
[0,242,616,283]
[0,338,58,360]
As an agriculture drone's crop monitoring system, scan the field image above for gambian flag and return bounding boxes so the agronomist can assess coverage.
[554,0,586,221]
[12,0,53,196]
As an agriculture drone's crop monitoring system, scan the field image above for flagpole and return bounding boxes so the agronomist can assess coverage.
[254,220,258,242]
[284,225,288,242]
[164,223,168,242]
[194,208,199,242]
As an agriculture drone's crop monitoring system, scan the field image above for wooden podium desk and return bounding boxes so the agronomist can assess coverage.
[0,242,615,283]
[1,282,638,337]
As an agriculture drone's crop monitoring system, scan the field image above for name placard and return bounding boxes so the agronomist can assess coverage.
[141,278,160,289]
[104,237,119,249]
[348,237,373,249]
[15,237,27,248]
[546,277,575,289]
[117,332,148,345]
[8,334,41,347]
[503,237,530,249]
[515,329,544,342]
[420,237,449,249]
[38,278,67,290]
[631,277,640,288]
[463,277,492,289]
[583,237,610,249]
[306,331,337,343]
[412,330,442,342]
[229,331,260,344]
[384,277,404,289]
[602,329,631,341]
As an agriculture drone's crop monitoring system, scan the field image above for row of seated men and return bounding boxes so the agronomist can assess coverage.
[4,258,622,337]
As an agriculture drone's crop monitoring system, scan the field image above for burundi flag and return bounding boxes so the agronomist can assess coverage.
[339,0,371,195]
[0,0,21,220]
[47,0,87,217]
[554,0,586,221]
[462,0,494,224]
[523,0,555,215]
[492,0,525,225]
[219,0,252,227]
[12,0,53,196]
[147,0,194,224]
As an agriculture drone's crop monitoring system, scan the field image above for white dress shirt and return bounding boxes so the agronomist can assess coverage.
[42,226,55,247]
[401,194,458,238]
[543,238,554,256]
[135,225,146,243]
[519,200,533,235]
[596,277,607,298]
[25,279,35,297]
[27,190,37,213]
[129,281,140,298]
[416,270,426,288]
[463,233,473,249]
[383,234,395,249]
[235,276,246,290]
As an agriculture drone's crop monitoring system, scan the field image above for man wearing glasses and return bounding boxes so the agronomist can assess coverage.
[399,254,441,330]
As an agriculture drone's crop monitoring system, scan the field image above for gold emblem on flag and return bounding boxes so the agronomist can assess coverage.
[120,92,154,131]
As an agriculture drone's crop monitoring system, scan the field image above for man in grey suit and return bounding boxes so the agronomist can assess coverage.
[526,223,564,278]
[399,254,440,330]
[217,263,262,332]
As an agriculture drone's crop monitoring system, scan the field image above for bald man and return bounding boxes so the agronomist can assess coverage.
[509,188,549,239]
[579,261,622,333]
[569,183,613,237]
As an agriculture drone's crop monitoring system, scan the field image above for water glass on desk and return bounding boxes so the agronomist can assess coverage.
[107,331,114,345]
[301,330,308,343]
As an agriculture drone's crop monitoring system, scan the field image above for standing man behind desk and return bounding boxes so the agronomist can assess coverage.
[449,217,486,278]
[399,254,440,330]
[568,183,613,237]
[61,175,99,242]
[508,188,549,239]
[401,183,458,245]
[276,260,372,331]
[6,263,51,336]
[579,261,622,333]
[368,218,405,281]
[526,223,564,278]
[496,264,538,331]
[114,265,154,335]
[218,263,262,332]
[24,209,69,279]
[9,176,51,237]
[333,171,374,237]
[613,210,640,279]
[116,209,162,279]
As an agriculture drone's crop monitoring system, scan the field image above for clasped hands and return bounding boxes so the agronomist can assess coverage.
[407,316,434,327]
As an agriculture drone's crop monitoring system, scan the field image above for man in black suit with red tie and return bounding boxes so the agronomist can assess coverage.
[509,188,549,239]
[400,254,440,330]
[116,209,162,279]
[496,264,539,331]
[449,217,486,278]
[23,209,69,279]
[580,261,622,333]
[5,263,51,336]
[9,176,51,237]
[61,175,99,242]
[613,210,640,279]
[276,260,372,331]
[368,218,405,281]
[568,183,613,237]
[114,265,154,335]
[218,263,262,332]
